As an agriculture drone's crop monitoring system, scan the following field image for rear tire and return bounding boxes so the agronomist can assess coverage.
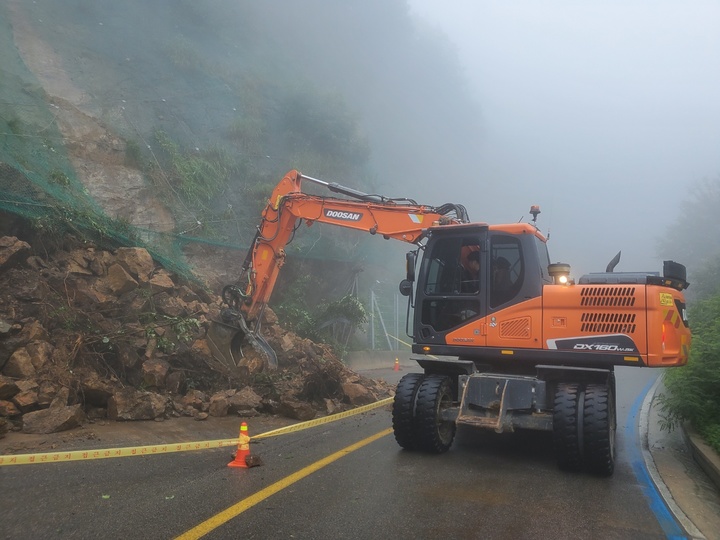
[414,375,456,453]
[553,383,584,472]
[583,383,616,476]
[392,373,424,450]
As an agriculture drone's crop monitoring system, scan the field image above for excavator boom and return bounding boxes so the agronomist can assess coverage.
[208,170,469,373]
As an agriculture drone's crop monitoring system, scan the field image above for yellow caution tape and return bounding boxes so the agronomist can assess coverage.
[0,397,393,466]
[252,397,392,440]
[0,439,239,466]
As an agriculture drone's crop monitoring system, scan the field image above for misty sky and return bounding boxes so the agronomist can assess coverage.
[408,1,720,277]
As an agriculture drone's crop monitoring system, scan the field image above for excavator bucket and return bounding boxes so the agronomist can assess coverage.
[206,312,278,375]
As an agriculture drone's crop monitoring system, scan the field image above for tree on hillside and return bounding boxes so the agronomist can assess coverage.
[657,175,720,453]
[657,176,720,297]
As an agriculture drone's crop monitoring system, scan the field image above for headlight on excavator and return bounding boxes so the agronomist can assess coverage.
[549,263,572,285]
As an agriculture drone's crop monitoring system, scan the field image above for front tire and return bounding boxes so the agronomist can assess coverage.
[392,373,424,450]
[553,382,584,472]
[583,383,616,476]
[414,375,456,453]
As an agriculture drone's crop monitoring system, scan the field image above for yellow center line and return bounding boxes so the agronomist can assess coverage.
[174,427,393,540]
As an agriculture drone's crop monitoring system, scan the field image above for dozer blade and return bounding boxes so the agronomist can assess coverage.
[207,311,278,373]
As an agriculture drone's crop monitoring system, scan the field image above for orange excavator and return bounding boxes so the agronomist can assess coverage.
[210,169,691,476]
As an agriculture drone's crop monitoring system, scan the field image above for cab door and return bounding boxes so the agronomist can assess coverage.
[414,229,488,347]
[485,231,545,348]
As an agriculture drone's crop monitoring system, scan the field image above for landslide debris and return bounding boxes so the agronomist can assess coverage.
[0,234,390,437]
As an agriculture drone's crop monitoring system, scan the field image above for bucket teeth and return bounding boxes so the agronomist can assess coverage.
[207,310,277,373]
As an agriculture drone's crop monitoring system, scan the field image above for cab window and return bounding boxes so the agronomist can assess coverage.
[535,236,553,284]
[421,236,482,331]
[490,235,524,308]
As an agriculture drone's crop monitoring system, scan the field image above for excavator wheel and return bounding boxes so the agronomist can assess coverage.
[414,375,456,454]
[392,373,425,450]
[553,382,584,472]
[583,383,616,477]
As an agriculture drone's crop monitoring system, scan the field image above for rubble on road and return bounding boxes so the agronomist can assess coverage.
[0,235,391,436]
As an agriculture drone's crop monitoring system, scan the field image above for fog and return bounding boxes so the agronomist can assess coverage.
[6,1,719,282]
[408,1,720,277]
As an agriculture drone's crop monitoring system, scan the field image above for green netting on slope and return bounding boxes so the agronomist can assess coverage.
[0,14,91,214]
[0,3,401,288]
[0,10,206,281]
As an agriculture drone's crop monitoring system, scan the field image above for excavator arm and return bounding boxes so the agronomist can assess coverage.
[208,169,469,372]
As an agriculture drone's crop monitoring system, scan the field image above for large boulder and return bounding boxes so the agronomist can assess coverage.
[115,247,154,282]
[107,388,169,420]
[12,389,39,413]
[141,358,170,388]
[152,292,187,318]
[208,392,229,417]
[148,270,175,294]
[0,236,31,270]
[25,341,54,371]
[0,321,48,372]
[105,263,138,295]
[37,381,60,408]
[3,348,36,378]
[0,399,21,417]
[22,405,86,434]
[279,397,316,421]
[0,375,19,400]
[341,382,376,406]
[62,249,94,275]
[175,389,208,415]
[228,386,263,415]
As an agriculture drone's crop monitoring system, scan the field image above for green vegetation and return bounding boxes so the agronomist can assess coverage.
[124,139,145,169]
[30,204,141,252]
[273,272,367,357]
[152,130,232,204]
[49,169,71,187]
[658,177,720,453]
[659,295,720,453]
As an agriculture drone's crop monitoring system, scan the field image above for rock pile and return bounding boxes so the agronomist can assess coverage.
[0,236,390,436]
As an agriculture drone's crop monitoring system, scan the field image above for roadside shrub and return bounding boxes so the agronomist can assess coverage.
[659,294,720,454]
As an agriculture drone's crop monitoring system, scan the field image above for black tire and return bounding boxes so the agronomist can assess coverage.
[414,375,456,453]
[392,373,424,450]
[583,383,616,477]
[553,382,584,472]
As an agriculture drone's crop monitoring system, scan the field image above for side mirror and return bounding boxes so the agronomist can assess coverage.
[399,279,413,297]
[406,251,416,282]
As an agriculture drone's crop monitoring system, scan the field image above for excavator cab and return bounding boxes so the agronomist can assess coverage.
[408,223,550,357]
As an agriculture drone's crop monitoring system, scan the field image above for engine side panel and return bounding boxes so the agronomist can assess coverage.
[542,283,648,359]
[433,282,689,369]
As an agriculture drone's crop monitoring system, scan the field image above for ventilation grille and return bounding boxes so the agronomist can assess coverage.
[580,286,637,307]
[580,312,637,334]
[500,317,531,339]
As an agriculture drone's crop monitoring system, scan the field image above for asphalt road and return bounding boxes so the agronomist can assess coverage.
[0,366,692,539]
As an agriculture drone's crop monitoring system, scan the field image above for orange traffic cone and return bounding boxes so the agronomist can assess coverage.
[228,421,251,468]
[393,358,400,371]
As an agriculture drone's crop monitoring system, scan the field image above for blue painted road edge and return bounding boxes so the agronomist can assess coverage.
[625,377,687,539]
